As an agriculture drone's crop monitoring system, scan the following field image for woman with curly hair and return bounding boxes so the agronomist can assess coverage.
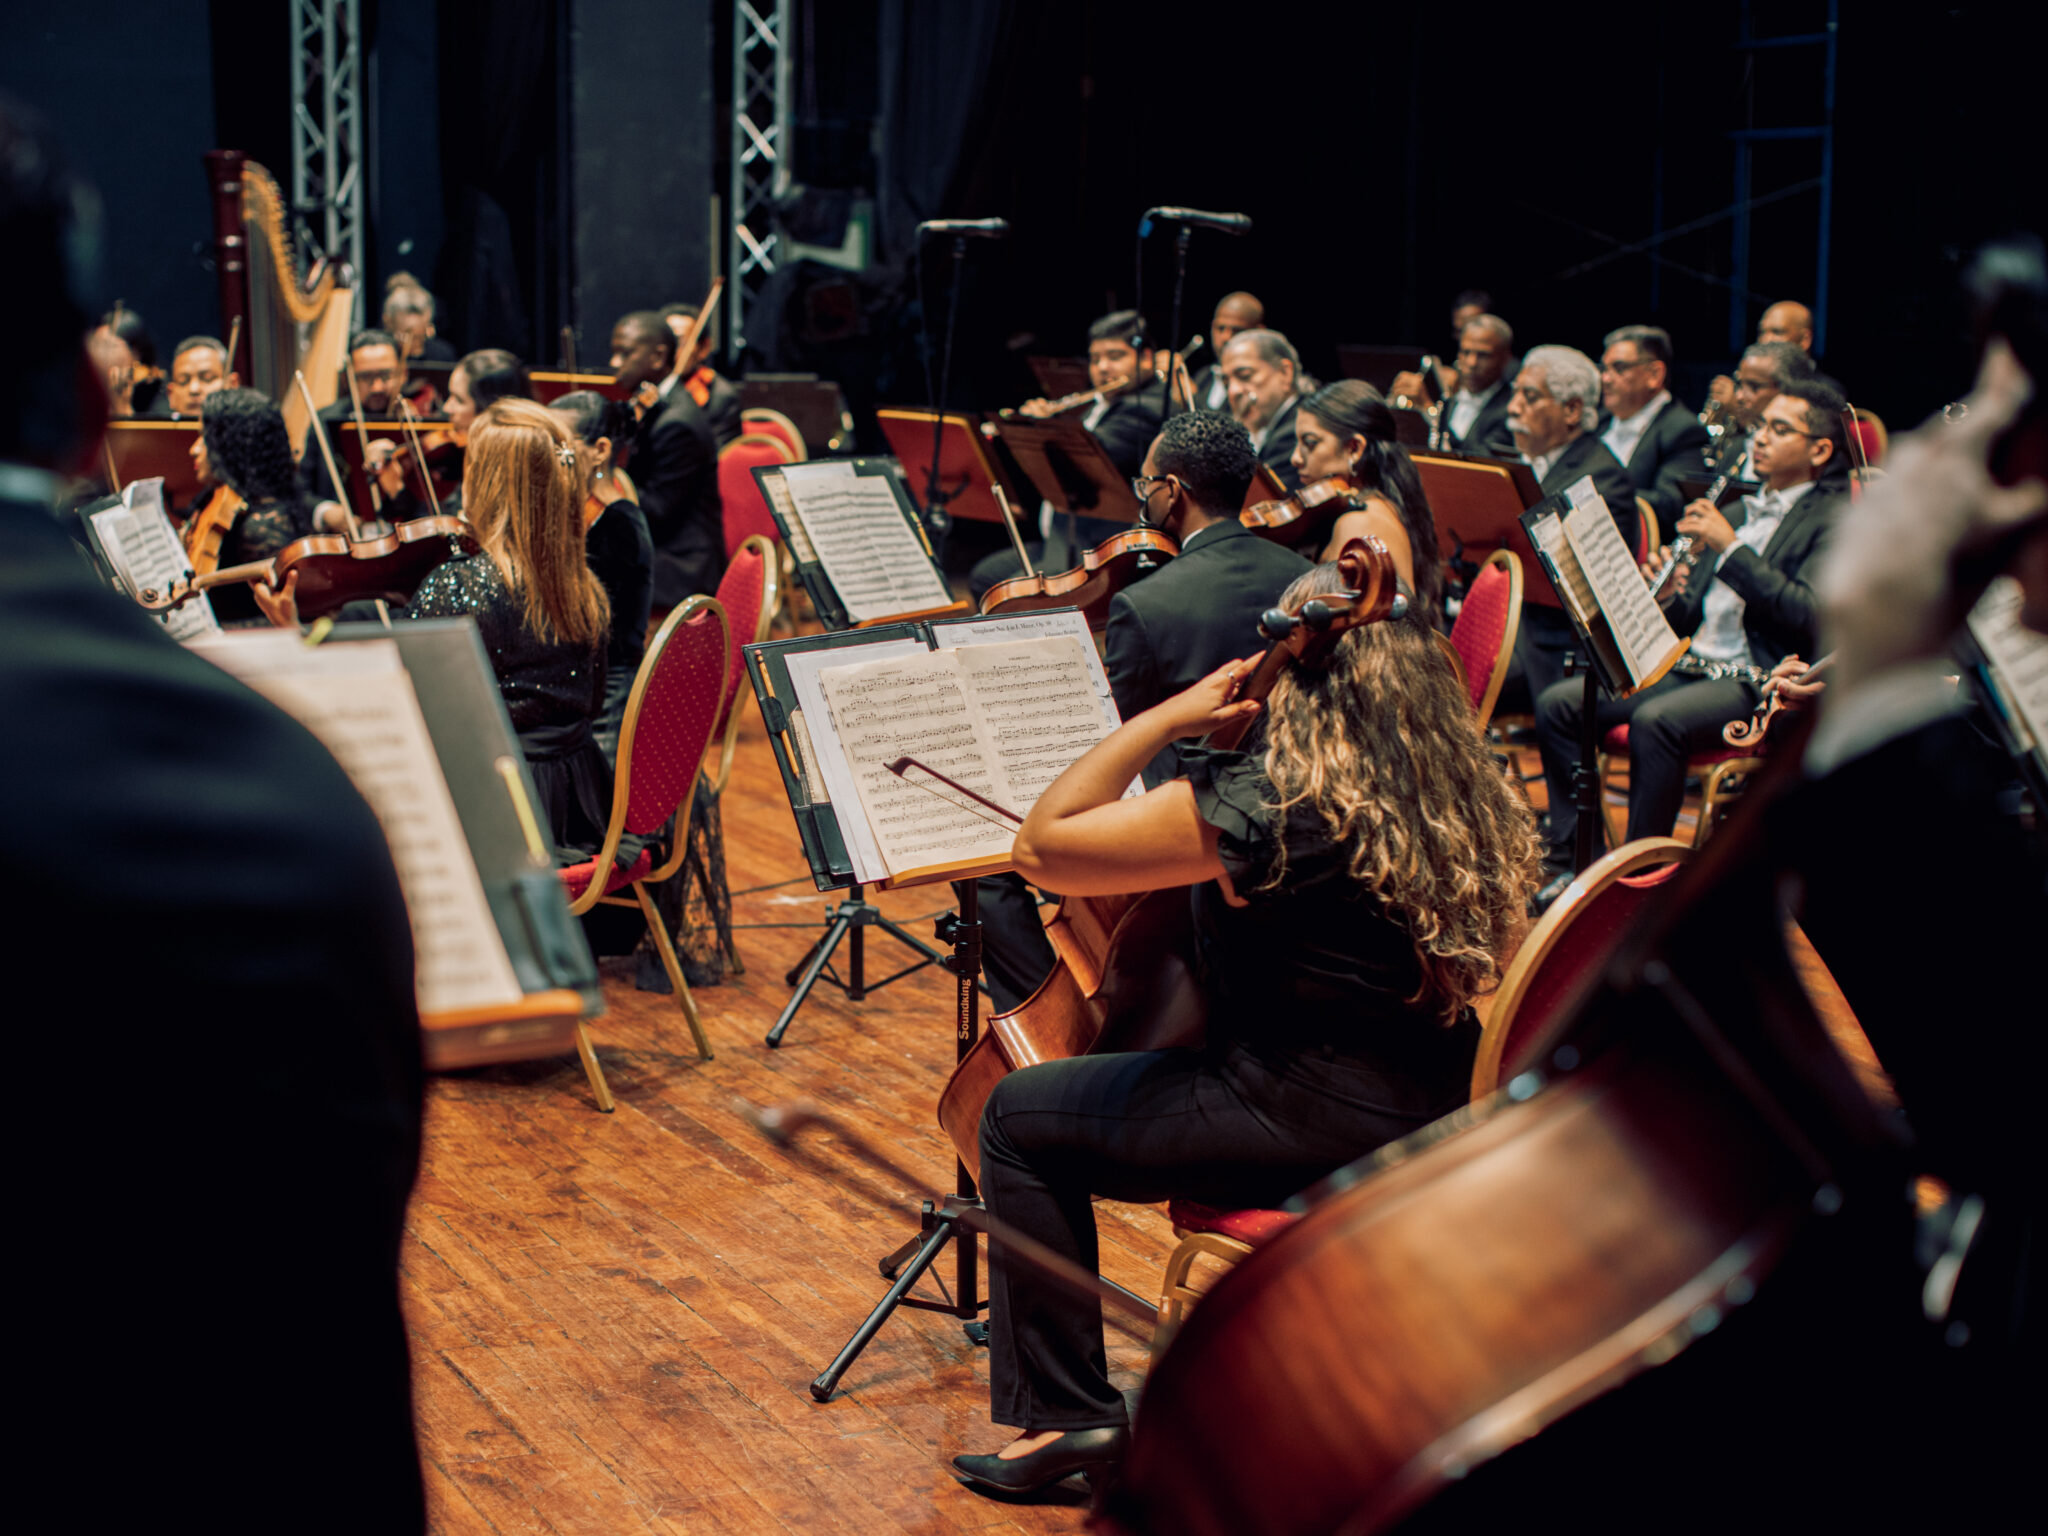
[1289,379,1446,626]
[190,388,317,624]
[948,560,1540,1498]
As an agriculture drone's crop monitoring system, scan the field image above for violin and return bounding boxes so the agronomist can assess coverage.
[1239,474,1364,549]
[938,537,1406,1181]
[138,515,479,618]
[979,526,1181,631]
[1722,652,1834,751]
[180,483,247,579]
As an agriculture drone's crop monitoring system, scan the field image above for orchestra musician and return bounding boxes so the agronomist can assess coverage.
[305,328,412,507]
[382,274,457,363]
[92,306,162,415]
[608,309,723,610]
[950,562,1541,1499]
[86,318,137,419]
[1707,338,1817,477]
[1532,377,1850,896]
[1440,313,1519,458]
[1217,327,1310,491]
[157,334,238,417]
[1707,298,1819,411]
[1391,290,1497,405]
[659,301,743,447]
[1189,290,1264,411]
[550,389,654,762]
[339,347,533,529]
[189,387,318,625]
[1288,379,1445,625]
[1596,324,1709,526]
[1506,343,1640,701]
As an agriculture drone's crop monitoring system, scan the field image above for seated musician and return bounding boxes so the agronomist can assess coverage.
[258,398,617,862]
[609,309,722,610]
[383,273,457,363]
[305,328,412,511]
[1441,313,1520,458]
[1597,324,1709,527]
[976,411,1311,1014]
[86,320,137,419]
[1288,379,1444,626]
[659,301,743,447]
[335,346,532,529]
[1506,343,1640,702]
[1531,377,1849,894]
[157,334,238,417]
[550,389,654,762]
[189,388,318,626]
[1218,327,1310,491]
[950,567,1541,1498]
[1390,289,1496,407]
[92,306,162,415]
[1707,298,1818,411]
[1189,290,1263,411]
[967,309,1168,600]
[1706,339,1815,481]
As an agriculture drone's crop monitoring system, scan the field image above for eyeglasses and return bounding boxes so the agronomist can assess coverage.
[1759,419,1815,441]
[1131,474,1169,500]
[1599,356,1646,375]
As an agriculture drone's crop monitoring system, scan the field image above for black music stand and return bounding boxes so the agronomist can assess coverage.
[989,414,1144,566]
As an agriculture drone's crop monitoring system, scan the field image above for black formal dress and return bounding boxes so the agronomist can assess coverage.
[1534,479,1842,855]
[211,494,314,625]
[1442,379,1518,459]
[630,385,723,608]
[584,494,655,761]
[980,744,1480,1431]
[1515,433,1641,703]
[3,486,426,1531]
[1605,396,1711,530]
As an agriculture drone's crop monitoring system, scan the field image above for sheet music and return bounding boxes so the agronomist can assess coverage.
[956,637,1122,806]
[189,633,524,1016]
[1562,481,1678,686]
[777,460,952,622]
[929,609,1119,732]
[1527,510,1598,627]
[819,650,1014,877]
[784,635,930,881]
[1969,577,2048,760]
[89,478,221,641]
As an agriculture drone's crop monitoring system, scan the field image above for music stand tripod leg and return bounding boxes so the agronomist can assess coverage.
[766,900,861,1047]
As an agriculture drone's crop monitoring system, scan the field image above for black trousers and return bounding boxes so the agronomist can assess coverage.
[978,1043,1451,1431]
[975,872,1057,1015]
[1534,671,1757,855]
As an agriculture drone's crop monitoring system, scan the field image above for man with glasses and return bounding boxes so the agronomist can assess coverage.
[1530,378,1850,900]
[1708,339,1816,481]
[303,329,412,508]
[1598,324,1709,526]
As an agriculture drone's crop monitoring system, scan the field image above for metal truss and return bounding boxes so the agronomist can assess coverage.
[290,0,367,329]
[730,0,792,360]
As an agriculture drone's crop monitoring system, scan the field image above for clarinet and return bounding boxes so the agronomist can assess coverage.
[1648,469,1734,601]
[1668,652,1772,687]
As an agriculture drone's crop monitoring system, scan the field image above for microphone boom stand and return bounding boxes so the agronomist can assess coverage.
[920,234,969,557]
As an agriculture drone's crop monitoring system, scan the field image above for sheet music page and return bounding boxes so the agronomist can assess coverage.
[1969,577,2048,759]
[784,635,931,882]
[930,609,1119,731]
[89,478,222,642]
[188,633,524,1016]
[777,460,953,622]
[955,636,1123,807]
[817,650,1014,878]
[1562,480,1677,685]
[1527,510,1598,627]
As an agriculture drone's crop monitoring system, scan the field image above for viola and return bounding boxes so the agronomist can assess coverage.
[979,525,1181,631]
[139,514,479,619]
[180,483,247,579]
[1239,474,1364,548]
[1722,652,1834,751]
[937,537,1406,1180]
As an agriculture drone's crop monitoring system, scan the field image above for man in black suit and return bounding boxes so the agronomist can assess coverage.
[1705,340,1815,481]
[303,328,410,509]
[974,411,1312,1011]
[1,99,425,1530]
[1218,327,1308,492]
[609,309,723,607]
[1597,324,1709,530]
[1442,313,1519,458]
[1189,290,1263,412]
[1533,379,1849,879]
[1507,343,1640,701]
[661,301,744,447]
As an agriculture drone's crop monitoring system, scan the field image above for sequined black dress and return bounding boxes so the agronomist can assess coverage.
[212,496,312,626]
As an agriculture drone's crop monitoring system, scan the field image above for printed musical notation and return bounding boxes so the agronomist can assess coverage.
[778,462,951,622]
[90,478,221,642]
[1971,576,2048,765]
[1563,485,1680,686]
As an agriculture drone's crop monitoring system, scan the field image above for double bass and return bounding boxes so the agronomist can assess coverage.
[938,537,1406,1179]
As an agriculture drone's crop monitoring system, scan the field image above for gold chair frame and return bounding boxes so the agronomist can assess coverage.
[739,406,809,462]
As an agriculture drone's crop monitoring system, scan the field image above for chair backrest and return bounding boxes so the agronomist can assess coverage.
[740,407,808,462]
[718,434,796,560]
[1447,548,1523,727]
[1847,409,1887,469]
[706,534,780,793]
[1470,837,1692,1098]
[1635,497,1659,563]
[608,596,732,841]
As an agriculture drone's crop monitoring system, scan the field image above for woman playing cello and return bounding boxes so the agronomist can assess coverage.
[950,563,1540,1498]
[1289,380,1445,626]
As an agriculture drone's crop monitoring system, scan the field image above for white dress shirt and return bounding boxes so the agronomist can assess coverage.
[1601,390,1671,468]
[1448,377,1505,443]
[1691,479,1815,665]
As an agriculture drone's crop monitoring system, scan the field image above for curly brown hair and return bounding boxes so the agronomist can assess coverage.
[1259,563,1541,1022]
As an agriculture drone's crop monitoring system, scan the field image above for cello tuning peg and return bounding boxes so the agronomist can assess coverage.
[1300,599,1338,631]
[1257,607,1299,641]
[1387,594,1409,620]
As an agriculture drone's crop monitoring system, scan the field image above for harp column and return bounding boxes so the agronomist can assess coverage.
[291,0,367,332]
[729,0,792,367]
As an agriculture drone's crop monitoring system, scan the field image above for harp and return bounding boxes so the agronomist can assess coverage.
[204,149,355,452]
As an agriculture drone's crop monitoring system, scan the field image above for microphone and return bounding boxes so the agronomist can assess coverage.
[916,218,1012,239]
[1139,206,1252,238]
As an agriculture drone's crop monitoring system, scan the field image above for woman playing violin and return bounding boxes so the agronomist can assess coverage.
[190,389,318,625]
[1290,380,1445,625]
[950,564,1541,1498]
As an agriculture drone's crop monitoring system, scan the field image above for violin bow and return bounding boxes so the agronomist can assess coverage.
[394,397,444,517]
[295,370,391,626]
[887,757,1024,830]
[342,354,387,520]
[992,485,1037,579]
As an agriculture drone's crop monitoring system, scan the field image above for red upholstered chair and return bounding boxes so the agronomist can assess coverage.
[1597,724,1766,849]
[1447,548,1524,728]
[558,595,732,1063]
[1469,837,1692,1097]
[1636,497,1660,567]
[718,432,797,561]
[739,407,807,462]
[1156,1200,1300,1330]
[1848,409,1888,469]
[707,534,780,796]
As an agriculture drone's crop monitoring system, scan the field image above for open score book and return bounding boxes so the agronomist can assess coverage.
[1524,475,1689,692]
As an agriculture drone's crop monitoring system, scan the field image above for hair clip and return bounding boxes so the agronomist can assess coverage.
[555,443,577,467]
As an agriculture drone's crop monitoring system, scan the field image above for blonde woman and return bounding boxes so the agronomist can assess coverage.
[949,565,1540,1498]
[258,397,612,856]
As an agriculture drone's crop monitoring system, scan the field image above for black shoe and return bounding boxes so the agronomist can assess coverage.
[950,1426,1130,1496]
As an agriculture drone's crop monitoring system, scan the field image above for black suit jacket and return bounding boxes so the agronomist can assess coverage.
[2,492,425,1528]
[632,386,723,607]
[1608,397,1711,530]
[696,368,744,449]
[1189,364,1231,414]
[1538,432,1640,557]
[1091,379,1169,479]
[1103,517,1314,784]
[1666,480,1843,669]
[1251,392,1306,492]
[1444,380,1518,459]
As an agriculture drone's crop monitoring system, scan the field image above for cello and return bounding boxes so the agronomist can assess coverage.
[937,537,1406,1180]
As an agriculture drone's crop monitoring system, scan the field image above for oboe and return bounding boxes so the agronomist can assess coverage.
[1648,469,1734,602]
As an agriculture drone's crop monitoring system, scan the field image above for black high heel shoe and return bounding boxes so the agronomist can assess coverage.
[949,1426,1130,1496]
